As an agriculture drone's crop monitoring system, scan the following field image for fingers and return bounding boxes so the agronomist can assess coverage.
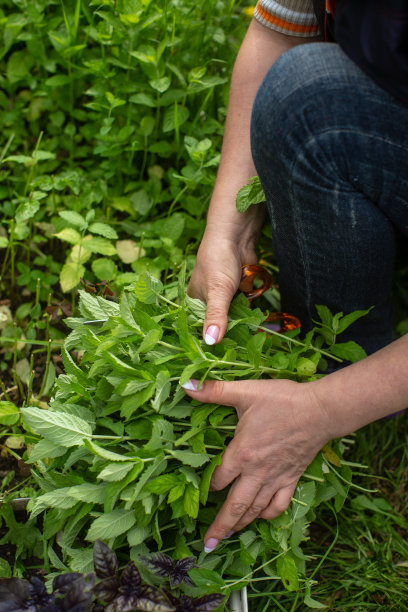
[202,275,238,345]
[259,483,296,520]
[227,484,275,533]
[203,476,263,552]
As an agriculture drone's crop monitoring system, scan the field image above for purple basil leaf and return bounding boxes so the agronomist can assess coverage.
[29,576,53,606]
[139,554,173,579]
[105,594,140,612]
[172,558,196,587]
[93,540,119,579]
[174,558,196,573]
[120,562,141,594]
[176,595,195,612]
[92,576,120,603]
[135,588,176,612]
[0,602,35,612]
[63,576,93,611]
[0,578,30,604]
[40,605,62,612]
[193,594,225,612]
[53,573,83,594]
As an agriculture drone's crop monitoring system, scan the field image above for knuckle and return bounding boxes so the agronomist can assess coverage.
[229,502,249,517]
[210,380,227,404]
[274,498,290,515]
[240,446,258,464]
[247,504,265,517]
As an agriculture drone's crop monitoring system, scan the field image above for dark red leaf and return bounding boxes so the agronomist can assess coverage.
[140,554,173,579]
[120,562,141,593]
[53,573,83,594]
[0,578,31,604]
[193,594,225,612]
[92,576,120,603]
[93,540,119,579]
[63,575,93,610]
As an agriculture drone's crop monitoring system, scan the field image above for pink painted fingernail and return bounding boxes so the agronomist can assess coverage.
[204,325,219,345]
[180,379,199,391]
[223,530,234,539]
[204,538,219,553]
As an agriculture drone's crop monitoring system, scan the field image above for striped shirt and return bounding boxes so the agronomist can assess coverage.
[254,0,321,37]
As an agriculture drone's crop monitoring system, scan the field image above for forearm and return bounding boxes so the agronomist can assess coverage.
[206,19,311,243]
[312,334,408,437]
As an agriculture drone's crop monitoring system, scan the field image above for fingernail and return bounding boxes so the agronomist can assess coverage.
[223,530,234,539]
[180,379,199,391]
[204,325,219,345]
[204,538,219,553]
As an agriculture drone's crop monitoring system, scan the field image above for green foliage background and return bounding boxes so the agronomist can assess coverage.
[1,1,408,610]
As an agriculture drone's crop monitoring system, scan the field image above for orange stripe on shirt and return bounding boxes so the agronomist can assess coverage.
[255,2,320,34]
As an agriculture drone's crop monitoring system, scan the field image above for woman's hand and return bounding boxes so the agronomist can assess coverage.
[182,378,332,552]
[187,227,259,345]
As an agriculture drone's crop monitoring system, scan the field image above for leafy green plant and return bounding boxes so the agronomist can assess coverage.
[19,273,369,607]
[0,540,225,611]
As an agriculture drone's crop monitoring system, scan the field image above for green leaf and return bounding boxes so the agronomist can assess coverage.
[60,347,89,385]
[329,341,367,362]
[134,272,164,303]
[0,401,20,425]
[236,176,265,213]
[68,483,107,504]
[59,210,87,228]
[277,553,299,591]
[92,258,117,281]
[247,333,266,369]
[0,559,11,578]
[139,328,162,353]
[97,462,136,482]
[163,105,189,133]
[183,483,199,518]
[336,308,371,334]
[168,484,185,503]
[30,488,78,518]
[27,439,66,463]
[88,222,118,239]
[146,473,180,494]
[179,360,207,386]
[84,439,136,462]
[292,482,315,519]
[15,200,40,224]
[151,371,171,412]
[304,595,327,609]
[54,228,81,245]
[127,525,151,547]
[150,76,171,93]
[167,449,209,468]
[22,407,92,447]
[60,262,85,292]
[200,453,222,505]
[84,236,116,256]
[188,568,225,591]
[86,509,136,541]
[185,295,207,321]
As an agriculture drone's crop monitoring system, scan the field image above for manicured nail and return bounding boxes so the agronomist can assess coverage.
[204,538,219,553]
[205,325,219,345]
[180,379,198,391]
[223,530,234,539]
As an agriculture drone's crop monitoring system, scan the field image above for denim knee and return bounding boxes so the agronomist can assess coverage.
[250,43,367,176]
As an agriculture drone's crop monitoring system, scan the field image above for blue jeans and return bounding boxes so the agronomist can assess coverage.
[251,43,408,356]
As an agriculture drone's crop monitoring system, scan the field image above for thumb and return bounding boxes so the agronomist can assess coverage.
[181,379,247,411]
[203,279,237,346]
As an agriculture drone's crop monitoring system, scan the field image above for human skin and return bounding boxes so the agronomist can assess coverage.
[182,334,408,551]
[186,19,408,553]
